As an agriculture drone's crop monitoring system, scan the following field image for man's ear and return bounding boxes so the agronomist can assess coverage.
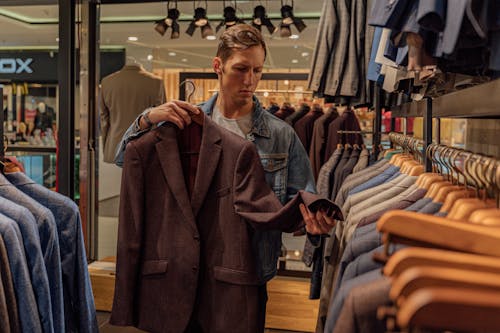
[213,57,223,75]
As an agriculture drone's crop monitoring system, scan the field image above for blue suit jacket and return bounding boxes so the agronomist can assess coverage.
[0,213,42,332]
[7,172,99,333]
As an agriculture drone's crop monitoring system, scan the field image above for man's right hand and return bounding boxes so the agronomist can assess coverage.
[140,100,201,130]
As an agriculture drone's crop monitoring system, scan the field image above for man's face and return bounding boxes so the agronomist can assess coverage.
[215,45,265,106]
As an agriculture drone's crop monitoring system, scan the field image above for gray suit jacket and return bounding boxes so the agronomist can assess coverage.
[308,0,338,93]
[333,276,391,333]
[0,235,20,333]
[324,0,351,96]
[100,65,166,163]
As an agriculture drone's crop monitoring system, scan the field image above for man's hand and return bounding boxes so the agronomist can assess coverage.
[299,204,336,235]
[140,100,201,130]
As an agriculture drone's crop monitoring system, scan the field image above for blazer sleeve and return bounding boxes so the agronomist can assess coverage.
[110,142,145,326]
[233,142,342,233]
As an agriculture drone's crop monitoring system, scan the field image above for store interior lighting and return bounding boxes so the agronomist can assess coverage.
[154,1,180,39]
[280,0,307,37]
[186,2,214,39]
[216,2,245,33]
[151,0,308,40]
[252,5,277,34]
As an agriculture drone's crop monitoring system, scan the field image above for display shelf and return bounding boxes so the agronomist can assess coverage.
[432,79,500,118]
[8,145,56,153]
[391,79,500,119]
[391,99,427,118]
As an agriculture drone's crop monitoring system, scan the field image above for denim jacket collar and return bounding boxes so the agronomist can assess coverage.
[200,93,271,139]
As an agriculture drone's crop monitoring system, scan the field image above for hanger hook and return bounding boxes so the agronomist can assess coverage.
[179,80,196,103]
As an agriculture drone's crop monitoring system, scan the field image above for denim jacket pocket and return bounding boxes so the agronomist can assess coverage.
[260,153,288,204]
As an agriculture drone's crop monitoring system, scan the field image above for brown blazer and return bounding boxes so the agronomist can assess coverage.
[100,64,165,163]
[110,115,341,333]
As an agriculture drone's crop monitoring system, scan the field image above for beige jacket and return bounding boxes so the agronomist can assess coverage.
[100,64,165,162]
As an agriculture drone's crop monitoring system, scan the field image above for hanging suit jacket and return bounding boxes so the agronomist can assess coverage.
[110,115,341,333]
[0,235,20,333]
[100,64,166,163]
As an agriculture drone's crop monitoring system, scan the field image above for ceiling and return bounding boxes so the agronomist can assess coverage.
[0,0,322,69]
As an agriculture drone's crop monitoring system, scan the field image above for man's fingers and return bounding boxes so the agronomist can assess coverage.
[172,100,201,114]
[169,103,192,125]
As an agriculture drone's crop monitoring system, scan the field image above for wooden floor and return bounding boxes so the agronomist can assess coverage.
[91,258,318,333]
[98,311,308,333]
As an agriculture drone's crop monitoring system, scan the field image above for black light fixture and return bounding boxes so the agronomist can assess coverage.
[279,23,292,38]
[280,0,307,36]
[252,5,276,34]
[186,1,215,39]
[154,0,180,39]
[216,1,244,33]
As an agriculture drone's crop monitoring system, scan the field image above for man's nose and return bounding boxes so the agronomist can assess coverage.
[243,70,255,85]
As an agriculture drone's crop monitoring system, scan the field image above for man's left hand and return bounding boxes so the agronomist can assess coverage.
[299,204,336,235]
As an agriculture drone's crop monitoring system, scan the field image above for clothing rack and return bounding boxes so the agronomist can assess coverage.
[388,131,500,207]
[389,79,500,173]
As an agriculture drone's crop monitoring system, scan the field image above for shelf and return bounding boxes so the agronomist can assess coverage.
[432,79,500,118]
[391,99,427,118]
[391,79,500,119]
[8,145,56,153]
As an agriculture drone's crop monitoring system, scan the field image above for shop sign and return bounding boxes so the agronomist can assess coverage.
[0,50,124,82]
[0,58,34,74]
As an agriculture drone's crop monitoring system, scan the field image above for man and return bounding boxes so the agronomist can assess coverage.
[115,24,333,330]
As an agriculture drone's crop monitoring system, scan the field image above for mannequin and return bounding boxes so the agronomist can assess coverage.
[100,57,166,163]
[34,101,55,133]
[125,56,143,68]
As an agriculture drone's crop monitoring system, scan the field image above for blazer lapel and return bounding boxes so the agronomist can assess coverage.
[155,125,197,232]
[191,117,222,217]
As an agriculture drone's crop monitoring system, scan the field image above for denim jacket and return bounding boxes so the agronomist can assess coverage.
[115,94,316,283]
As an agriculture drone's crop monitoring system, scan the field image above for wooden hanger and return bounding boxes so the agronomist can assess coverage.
[407,164,424,177]
[396,287,500,332]
[415,144,443,188]
[439,188,476,213]
[446,155,497,219]
[384,247,500,279]
[390,266,500,307]
[447,197,495,220]
[425,147,460,199]
[469,208,500,225]
[377,210,500,257]
[432,185,463,203]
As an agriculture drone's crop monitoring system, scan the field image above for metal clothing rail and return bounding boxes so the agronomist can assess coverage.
[388,79,500,172]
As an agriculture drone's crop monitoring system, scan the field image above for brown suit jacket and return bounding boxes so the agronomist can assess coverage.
[100,64,165,163]
[110,115,341,333]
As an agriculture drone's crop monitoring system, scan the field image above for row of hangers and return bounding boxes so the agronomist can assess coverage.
[372,132,500,332]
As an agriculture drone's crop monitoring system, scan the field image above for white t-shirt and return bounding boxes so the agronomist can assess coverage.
[211,105,253,138]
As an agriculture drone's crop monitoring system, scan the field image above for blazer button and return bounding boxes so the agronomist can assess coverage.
[192,266,198,272]
[193,235,200,241]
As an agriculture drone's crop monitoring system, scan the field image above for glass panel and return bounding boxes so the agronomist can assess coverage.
[0,4,60,190]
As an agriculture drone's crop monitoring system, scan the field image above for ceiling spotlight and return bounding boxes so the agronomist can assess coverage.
[216,3,245,33]
[289,34,299,39]
[279,23,291,38]
[127,36,138,41]
[154,1,180,39]
[201,23,215,39]
[147,54,153,61]
[252,5,276,35]
[186,2,214,39]
[280,1,307,34]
